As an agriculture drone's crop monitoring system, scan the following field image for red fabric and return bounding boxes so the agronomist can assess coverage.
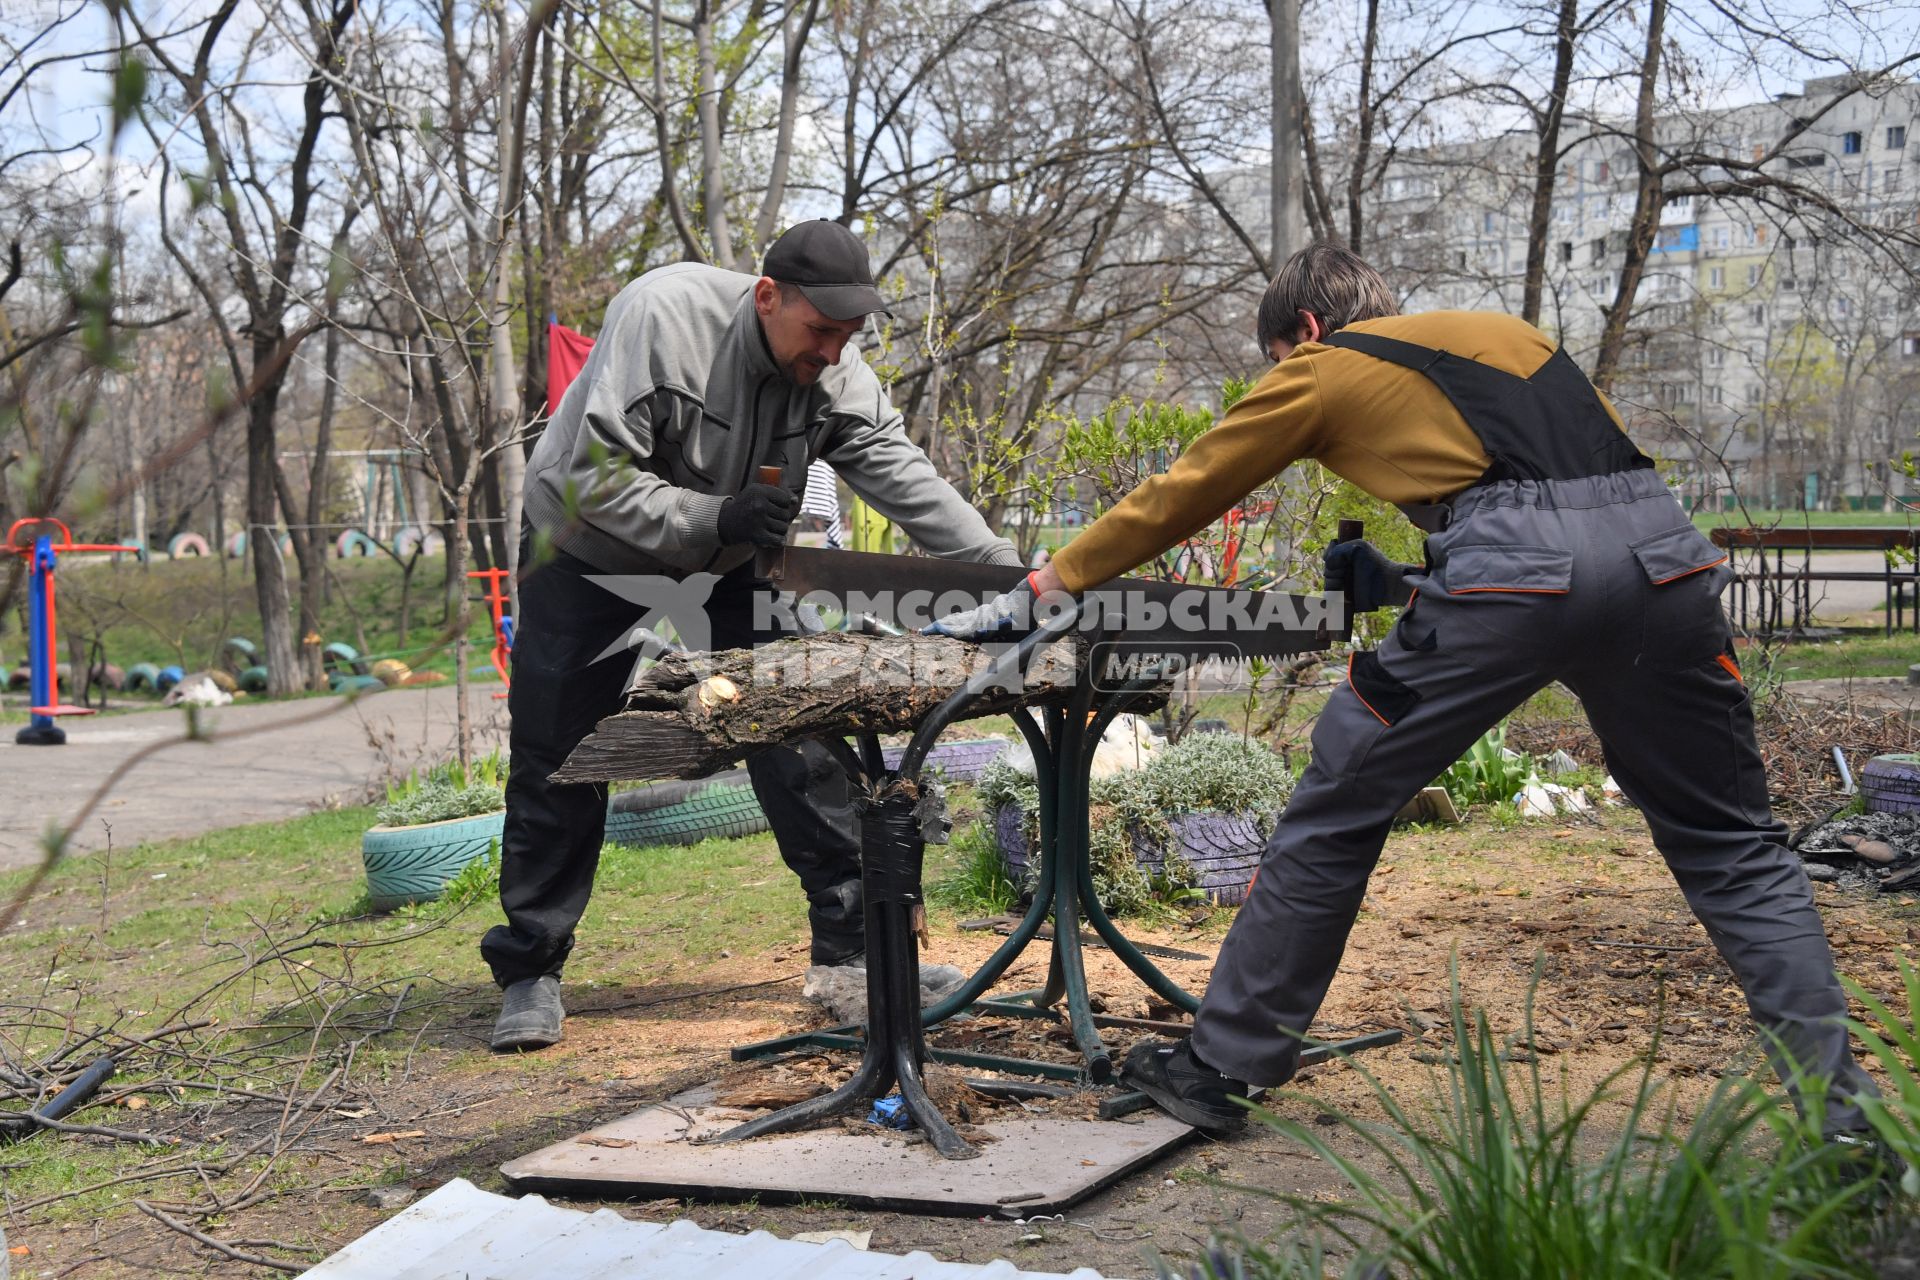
[547,321,596,412]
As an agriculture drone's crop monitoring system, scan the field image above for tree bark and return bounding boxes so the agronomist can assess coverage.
[1269,0,1304,266]
[694,0,735,268]
[1592,0,1666,391]
[555,632,1100,783]
[245,367,299,696]
[1520,0,1580,327]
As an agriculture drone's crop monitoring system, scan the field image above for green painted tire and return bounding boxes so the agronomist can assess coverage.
[238,666,270,693]
[604,769,768,847]
[330,673,385,694]
[322,642,368,677]
[222,637,259,672]
[362,810,505,910]
[125,662,162,694]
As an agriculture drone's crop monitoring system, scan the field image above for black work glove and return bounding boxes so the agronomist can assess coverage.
[715,483,798,548]
[1323,539,1416,613]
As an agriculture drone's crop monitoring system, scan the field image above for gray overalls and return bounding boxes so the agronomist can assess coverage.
[1189,331,1875,1132]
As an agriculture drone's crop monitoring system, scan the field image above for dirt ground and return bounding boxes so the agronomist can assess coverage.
[12,805,1918,1279]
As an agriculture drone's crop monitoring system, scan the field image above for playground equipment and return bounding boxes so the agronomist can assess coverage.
[167,532,211,558]
[467,567,513,698]
[334,529,377,558]
[5,519,140,745]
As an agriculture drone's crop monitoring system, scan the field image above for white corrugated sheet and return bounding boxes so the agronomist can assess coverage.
[303,1178,1120,1279]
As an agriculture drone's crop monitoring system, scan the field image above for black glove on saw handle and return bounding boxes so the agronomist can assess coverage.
[716,483,799,548]
[1323,539,1417,613]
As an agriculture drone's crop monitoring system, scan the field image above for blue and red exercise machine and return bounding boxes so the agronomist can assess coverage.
[7,518,140,745]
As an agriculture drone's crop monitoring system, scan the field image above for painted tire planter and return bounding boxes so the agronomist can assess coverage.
[880,737,1011,783]
[1862,754,1920,815]
[994,802,1268,906]
[363,810,506,910]
[125,662,161,693]
[605,768,769,847]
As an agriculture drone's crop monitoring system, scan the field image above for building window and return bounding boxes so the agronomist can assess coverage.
[1890,125,1908,150]
[1836,297,1852,319]
[1748,385,1763,404]
[1707,347,1727,368]
[1559,241,1573,263]
[1483,211,1497,233]
[1888,169,1904,192]
[1844,131,1863,153]
[1594,160,1611,182]
[1592,237,1606,263]
[1750,304,1766,326]
[1708,384,1724,404]
[1747,263,1761,286]
[1903,334,1920,358]
[1709,266,1725,289]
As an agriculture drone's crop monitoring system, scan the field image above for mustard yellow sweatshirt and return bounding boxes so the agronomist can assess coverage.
[1049,311,1627,593]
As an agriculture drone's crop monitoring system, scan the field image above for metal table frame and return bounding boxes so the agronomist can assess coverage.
[713,530,1403,1157]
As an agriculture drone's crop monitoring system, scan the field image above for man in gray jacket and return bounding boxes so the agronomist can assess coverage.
[487,221,1020,1049]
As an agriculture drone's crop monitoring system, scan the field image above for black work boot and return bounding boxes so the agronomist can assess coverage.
[1121,1038,1250,1134]
[807,879,866,966]
[490,975,564,1051]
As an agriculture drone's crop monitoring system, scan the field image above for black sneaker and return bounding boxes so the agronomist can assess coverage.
[1121,1039,1250,1134]
[1828,1130,1908,1199]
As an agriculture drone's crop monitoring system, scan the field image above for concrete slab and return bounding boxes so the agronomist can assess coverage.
[500,1085,1196,1217]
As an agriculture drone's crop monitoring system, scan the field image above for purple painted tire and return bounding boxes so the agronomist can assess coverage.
[882,737,1011,784]
[1862,754,1920,815]
[992,802,1268,906]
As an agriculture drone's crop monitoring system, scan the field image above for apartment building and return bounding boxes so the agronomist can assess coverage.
[1363,75,1920,508]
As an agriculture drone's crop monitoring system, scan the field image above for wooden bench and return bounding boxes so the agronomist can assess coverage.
[1708,526,1920,636]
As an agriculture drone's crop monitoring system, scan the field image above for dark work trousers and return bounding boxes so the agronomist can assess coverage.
[1189,468,1877,1134]
[479,542,860,987]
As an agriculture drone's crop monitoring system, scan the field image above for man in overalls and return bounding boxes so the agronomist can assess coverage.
[930,244,1876,1141]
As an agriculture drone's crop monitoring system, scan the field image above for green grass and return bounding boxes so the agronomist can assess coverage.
[18,553,499,686]
[0,806,803,1220]
[1752,632,1920,683]
[1692,508,1920,530]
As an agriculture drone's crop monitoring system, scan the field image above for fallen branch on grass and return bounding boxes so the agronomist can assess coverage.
[135,1199,305,1273]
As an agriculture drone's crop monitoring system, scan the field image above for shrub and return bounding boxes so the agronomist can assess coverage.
[975,733,1295,914]
[376,750,508,826]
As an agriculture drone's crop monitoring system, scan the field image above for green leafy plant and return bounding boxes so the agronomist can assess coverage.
[1191,968,1873,1280]
[974,733,1295,915]
[438,840,502,910]
[376,749,508,826]
[1843,956,1920,1198]
[1438,724,1540,809]
[931,823,1018,915]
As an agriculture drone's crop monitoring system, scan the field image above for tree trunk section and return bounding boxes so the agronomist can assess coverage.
[1521,0,1580,327]
[246,385,299,697]
[555,632,1122,784]
[1593,0,1667,391]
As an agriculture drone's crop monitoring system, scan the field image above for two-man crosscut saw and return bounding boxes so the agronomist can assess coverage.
[753,544,1354,661]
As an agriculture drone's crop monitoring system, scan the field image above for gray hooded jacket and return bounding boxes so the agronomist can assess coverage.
[524,263,1019,576]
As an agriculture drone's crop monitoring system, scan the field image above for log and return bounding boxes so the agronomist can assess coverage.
[553,631,1109,783]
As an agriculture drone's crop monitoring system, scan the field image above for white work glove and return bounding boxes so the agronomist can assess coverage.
[922,574,1039,640]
